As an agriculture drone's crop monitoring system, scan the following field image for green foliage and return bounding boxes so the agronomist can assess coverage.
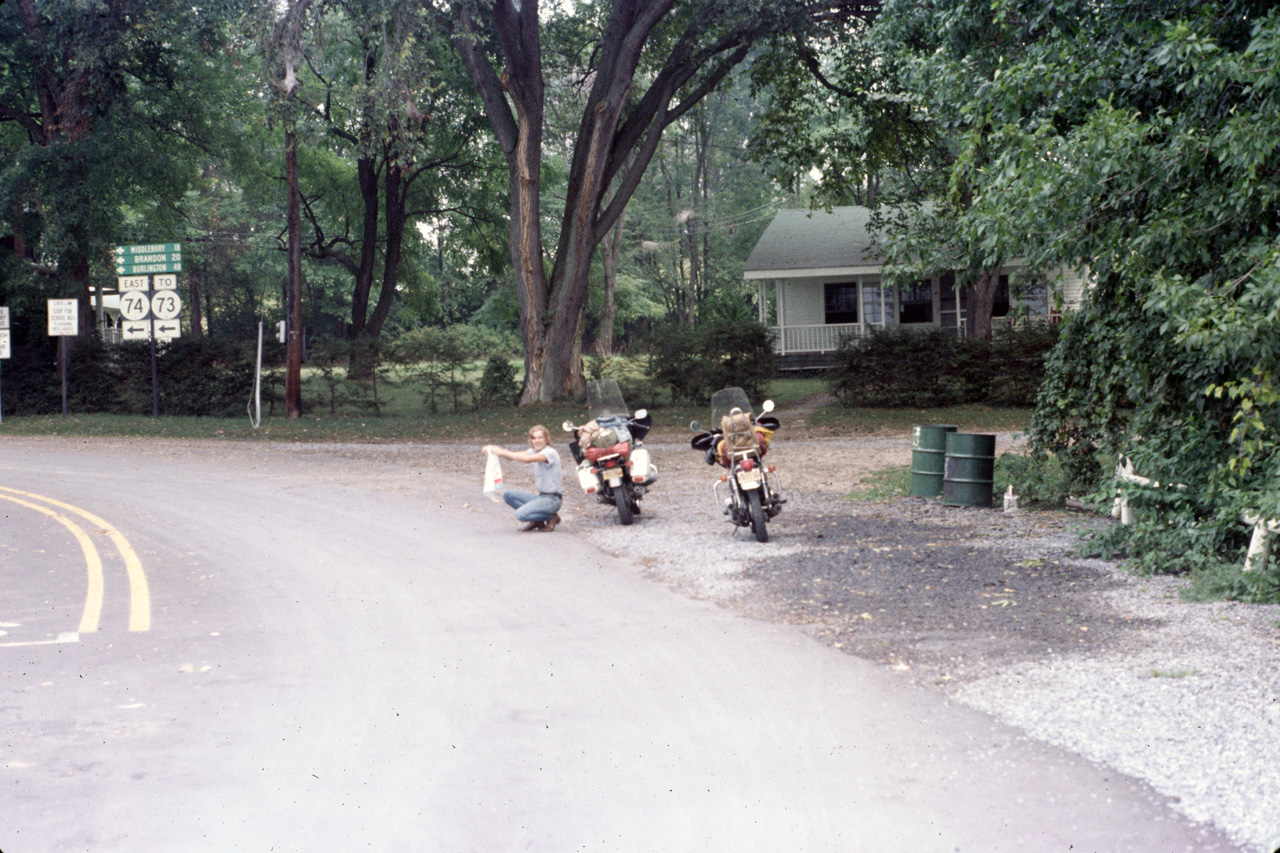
[830,325,1058,408]
[391,324,519,414]
[308,340,383,416]
[994,451,1079,509]
[477,355,519,409]
[2,337,253,417]
[644,319,776,404]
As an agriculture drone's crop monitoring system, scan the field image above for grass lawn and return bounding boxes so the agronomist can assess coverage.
[0,371,1031,445]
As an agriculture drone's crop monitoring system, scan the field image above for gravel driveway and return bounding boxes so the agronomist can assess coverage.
[443,427,1280,852]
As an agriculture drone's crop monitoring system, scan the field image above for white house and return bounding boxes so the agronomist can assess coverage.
[743,206,1087,364]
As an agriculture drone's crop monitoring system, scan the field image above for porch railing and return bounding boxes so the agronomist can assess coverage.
[768,323,865,355]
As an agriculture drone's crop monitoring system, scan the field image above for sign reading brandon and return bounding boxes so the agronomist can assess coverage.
[115,243,182,275]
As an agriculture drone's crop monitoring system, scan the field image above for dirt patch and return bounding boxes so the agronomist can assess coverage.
[738,498,1165,683]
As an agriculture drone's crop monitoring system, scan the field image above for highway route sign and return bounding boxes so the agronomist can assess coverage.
[119,291,151,321]
[150,290,181,321]
[118,276,149,291]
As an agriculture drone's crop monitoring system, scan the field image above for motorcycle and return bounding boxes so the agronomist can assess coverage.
[563,378,656,526]
[690,386,784,542]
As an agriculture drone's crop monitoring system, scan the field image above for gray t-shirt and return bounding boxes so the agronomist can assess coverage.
[532,446,562,495]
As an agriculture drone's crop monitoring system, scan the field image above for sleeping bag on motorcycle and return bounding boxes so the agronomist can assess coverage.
[714,423,773,466]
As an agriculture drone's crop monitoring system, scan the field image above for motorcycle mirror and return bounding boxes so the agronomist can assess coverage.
[761,399,775,414]
[634,408,648,420]
[690,420,701,432]
[561,420,575,432]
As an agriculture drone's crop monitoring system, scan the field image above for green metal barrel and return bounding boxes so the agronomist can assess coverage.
[943,433,997,508]
[910,424,958,497]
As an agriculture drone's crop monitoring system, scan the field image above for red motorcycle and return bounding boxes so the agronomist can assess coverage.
[563,379,655,525]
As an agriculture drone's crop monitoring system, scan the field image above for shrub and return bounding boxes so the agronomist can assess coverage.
[829,324,1058,408]
[644,319,775,404]
[477,355,519,408]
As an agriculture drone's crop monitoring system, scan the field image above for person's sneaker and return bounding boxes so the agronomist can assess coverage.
[520,520,545,532]
[541,513,561,532]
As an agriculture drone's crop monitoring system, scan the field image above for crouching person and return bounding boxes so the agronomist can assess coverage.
[482,424,563,532]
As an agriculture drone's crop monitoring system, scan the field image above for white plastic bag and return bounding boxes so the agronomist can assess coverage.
[483,451,504,501]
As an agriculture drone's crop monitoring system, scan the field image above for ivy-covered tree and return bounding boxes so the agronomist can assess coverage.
[945,0,1280,597]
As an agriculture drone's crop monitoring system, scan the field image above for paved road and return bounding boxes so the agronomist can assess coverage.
[0,438,1241,852]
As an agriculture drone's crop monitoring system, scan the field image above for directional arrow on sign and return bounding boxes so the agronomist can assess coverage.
[154,321,181,338]
[122,322,151,340]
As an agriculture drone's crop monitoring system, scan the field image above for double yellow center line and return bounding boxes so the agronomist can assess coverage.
[0,487,150,633]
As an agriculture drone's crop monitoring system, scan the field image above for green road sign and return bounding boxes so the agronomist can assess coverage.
[114,243,182,275]
[115,243,181,257]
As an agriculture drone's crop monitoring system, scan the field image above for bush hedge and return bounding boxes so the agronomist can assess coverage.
[829,324,1059,408]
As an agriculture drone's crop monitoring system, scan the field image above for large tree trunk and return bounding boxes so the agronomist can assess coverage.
[595,209,625,357]
[349,154,381,339]
[285,115,304,418]
[188,264,204,341]
[965,268,999,341]
[450,0,767,403]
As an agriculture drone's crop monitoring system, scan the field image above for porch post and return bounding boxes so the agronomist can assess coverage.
[775,279,786,355]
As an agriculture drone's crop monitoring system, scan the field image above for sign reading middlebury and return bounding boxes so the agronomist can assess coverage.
[114,243,182,276]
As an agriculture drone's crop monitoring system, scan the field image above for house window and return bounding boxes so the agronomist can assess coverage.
[824,282,858,324]
[993,275,1010,318]
[863,281,885,325]
[899,280,933,324]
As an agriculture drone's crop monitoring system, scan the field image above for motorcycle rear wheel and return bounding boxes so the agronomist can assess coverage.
[614,483,635,525]
[747,488,768,542]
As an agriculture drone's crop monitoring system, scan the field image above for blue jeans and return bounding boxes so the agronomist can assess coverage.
[503,490,562,523]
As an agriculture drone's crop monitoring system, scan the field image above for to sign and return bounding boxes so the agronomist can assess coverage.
[47,299,78,336]
[152,274,178,290]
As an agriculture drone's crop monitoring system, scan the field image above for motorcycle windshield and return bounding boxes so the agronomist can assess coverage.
[587,378,630,420]
[710,387,754,427]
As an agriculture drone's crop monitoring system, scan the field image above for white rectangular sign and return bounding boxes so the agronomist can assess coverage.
[118,276,149,291]
[152,273,178,290]
[47,299,78,336]
[122,320,152,341]
[0,329,9,359]
[0,306,9,329]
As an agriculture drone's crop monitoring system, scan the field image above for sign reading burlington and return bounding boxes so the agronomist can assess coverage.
[115,243,182,275]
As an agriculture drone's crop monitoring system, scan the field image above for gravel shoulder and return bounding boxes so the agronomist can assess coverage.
[447,427,1280,852]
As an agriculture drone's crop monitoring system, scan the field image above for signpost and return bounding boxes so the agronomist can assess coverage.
[112,245,184,416]
[0,306,8,423]
[48,298,79,416]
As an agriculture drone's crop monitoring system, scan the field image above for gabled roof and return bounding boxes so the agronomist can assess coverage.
[743,206,884,279]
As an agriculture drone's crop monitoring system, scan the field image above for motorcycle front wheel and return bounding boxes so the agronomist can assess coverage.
[614,483,635,525]
[746,488,768,542]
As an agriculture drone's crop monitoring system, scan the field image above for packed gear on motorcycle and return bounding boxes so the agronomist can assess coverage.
[713,407,773,467]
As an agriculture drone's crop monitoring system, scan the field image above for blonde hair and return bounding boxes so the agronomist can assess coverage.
[528,424,552,444]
